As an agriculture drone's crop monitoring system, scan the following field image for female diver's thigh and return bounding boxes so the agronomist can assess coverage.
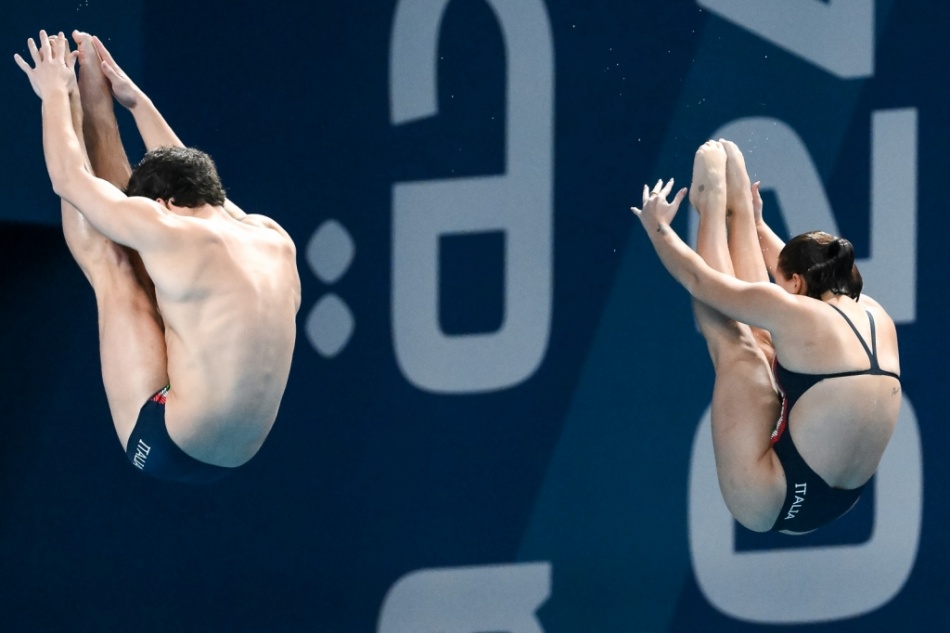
[694,299,785,532]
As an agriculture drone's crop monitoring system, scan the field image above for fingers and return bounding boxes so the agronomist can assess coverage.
[664,187,688,225]
[39,30,51,59]
[27,30,66,64]
[92,35,115,66]
[646,178,674,200]
[751,180,763,213]
[13,53,32,74]
[659,178,675,198]
[671,186,688,209]
[100,58,120,84]
[51,31,67,60]
[16,30,73,81]
[632,180,684,221]
[27,37,39,63]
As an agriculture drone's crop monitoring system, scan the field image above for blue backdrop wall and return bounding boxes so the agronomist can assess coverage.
[1,1,943,631]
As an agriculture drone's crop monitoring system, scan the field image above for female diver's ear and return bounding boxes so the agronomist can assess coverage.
[793,273,806,296]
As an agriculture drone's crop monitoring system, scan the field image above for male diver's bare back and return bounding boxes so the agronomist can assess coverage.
[140,209,300,467]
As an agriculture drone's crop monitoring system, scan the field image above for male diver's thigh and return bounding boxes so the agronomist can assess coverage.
[94,271,169,449]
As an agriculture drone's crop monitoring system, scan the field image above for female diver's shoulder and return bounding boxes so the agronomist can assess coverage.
[855,294,899,333]
[856,293,884,311]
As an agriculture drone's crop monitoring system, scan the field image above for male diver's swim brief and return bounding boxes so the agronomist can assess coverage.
[125,386,233,484]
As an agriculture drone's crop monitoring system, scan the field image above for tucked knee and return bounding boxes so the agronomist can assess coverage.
[731,503,778,533]
[718,462,785,532]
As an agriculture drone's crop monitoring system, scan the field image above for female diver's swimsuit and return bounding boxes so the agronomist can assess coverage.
[769,304,900,533]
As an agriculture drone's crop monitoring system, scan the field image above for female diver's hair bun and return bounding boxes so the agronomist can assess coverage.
[777,231,864,300]
[805,236,860,298]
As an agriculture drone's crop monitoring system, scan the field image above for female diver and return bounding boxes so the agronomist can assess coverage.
[631,140,901,533]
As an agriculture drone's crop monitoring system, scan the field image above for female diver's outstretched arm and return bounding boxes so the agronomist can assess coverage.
[750,181,787,280]
[631,175,801,337]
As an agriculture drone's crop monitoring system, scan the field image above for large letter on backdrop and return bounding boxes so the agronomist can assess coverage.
[390,0,555,394]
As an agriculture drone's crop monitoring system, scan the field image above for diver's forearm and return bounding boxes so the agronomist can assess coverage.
[756,219,785,277]
[129,94,184,150]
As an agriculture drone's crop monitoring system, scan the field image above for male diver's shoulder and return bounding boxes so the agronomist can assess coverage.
[241,214,294,242]
[240,213,278,229]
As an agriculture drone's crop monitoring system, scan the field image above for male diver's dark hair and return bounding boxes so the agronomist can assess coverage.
[125,146,226,207]
[777,231,863,300]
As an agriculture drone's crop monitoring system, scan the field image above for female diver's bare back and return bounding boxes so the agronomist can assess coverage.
[772,294,901,491]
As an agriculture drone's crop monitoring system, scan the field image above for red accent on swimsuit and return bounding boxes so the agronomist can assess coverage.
[151,387,169,405]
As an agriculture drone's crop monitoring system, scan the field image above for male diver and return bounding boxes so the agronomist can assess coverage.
[15,30,301,482]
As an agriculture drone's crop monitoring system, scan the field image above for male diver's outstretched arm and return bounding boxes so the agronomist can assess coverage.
[92,35,250,221]
[16,32,179,252]
[92,36,184,151]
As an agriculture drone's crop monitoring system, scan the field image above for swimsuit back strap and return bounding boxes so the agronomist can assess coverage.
[866,310,879,365]
[828,304,876,366]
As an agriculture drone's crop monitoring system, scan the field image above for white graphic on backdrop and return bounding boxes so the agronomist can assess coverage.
[306,219,356,358]
[688,399,922,624]
[697,0,874,78]
[378,563,551,633]
[389,0,555,394]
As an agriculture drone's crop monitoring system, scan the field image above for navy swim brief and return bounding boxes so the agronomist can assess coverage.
[125,386,234,484]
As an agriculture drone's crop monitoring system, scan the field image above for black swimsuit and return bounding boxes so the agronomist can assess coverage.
[769,305,900,533]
